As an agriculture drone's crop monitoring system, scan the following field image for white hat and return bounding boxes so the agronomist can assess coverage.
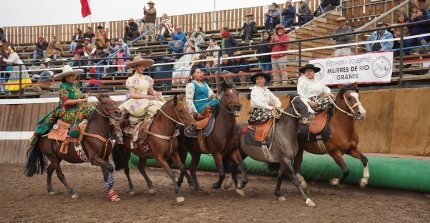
[54,65,84,80]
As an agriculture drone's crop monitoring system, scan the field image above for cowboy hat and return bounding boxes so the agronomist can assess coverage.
[245,10,254,17]
[299,64,321,73]
[126,54,154,69]
[250,72,271,84]
[336,17,347,22]
[97,25,104,29]
[147,0,155,4]
[54,65,84,80]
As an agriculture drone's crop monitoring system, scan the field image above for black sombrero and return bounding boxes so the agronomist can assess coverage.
[299,64,321,73]
[250,72,271,83]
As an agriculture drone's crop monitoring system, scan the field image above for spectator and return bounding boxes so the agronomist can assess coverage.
[365,22,394,52]
[219,54,235,73]
[185,40,199,52]
[69,53,83,68]
[332,17,353,56]
[0,28,7,43]
[220,27,238,56]
[426,4,430,19]
[32,62,53,91]
[241,12,258,43]
[297,0,313,26]
[315,0,340,17]
[257,31,272,73]
[84,67,102,90]
[265,3,281,32]
[143,0,157,42]
[124,18,140,42]
[185,27,205,50]
[3,45,32,92]
[172,51,198,85]
[205,39,220,61]
[94,25,107,48]
[230,51,250,86]
[83,26,95,40]
[269,24,290,86]
[32,36,48,62]
[83,37,95,57]
[393,14,413,55]
[203,56,217,85]
[73,39,84,56]
[169,25,187,49]
[0,42,9,94]
[116,38,131,59]
[69,28,82,53]
[410,6,419,21]
[408,9,430,53]
[158,13,174,45]
[46,35,63,60]
[282,0,296,29]
[169,40,184,56]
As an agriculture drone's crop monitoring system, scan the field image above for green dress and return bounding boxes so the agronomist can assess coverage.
[34,82,94,135]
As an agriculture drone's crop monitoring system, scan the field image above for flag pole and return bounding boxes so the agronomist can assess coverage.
[89,0,92,25]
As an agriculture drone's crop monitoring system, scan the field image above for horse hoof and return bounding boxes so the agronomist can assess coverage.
[71,194,78,199]
[359,178,368,189]
[223,178,233,190]
[278,196,286,201]
[330,178,339,186]
[306,198,316,207]
[336,184,346,189]
[148,188,156,194]
[129,190,136,196]
[296,174,308,189]
[176,196,185,203]
[236,189,245,197]
[211,183,221,190]
[48,190,56,195]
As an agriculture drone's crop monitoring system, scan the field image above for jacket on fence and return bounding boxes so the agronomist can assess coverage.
[332,25,353,46]
[365,30,394,52]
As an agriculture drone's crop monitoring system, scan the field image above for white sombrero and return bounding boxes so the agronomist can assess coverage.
[126,55,154,69]
[54,65,84,80]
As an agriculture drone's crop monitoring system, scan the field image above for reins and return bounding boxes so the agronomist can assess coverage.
[327,92,361,117]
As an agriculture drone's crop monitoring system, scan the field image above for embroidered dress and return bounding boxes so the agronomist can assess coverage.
[248,85,281,124]
[119,73,164,117]
[185,80,219,114]
[297,76,332,112]
[34,82,94,135]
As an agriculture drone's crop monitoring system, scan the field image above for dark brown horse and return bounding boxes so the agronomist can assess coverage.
[294,83,369,189]
[113,94,197,203]
[24,94,122,202]
[176,81,248,195]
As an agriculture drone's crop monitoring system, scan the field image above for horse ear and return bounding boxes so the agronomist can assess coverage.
[352,82,358,89]
[96,93,103,102]
[173,94,178,106]
[221,80,233,92]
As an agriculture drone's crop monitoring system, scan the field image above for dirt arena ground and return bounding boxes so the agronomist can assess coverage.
[0,163,428,223]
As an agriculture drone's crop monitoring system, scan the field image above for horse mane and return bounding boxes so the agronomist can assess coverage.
[336,84,359,102]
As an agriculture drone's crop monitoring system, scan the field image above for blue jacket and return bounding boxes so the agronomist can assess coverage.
[365,30,394,52]
[282,6,296,20]
[172,31,187,43]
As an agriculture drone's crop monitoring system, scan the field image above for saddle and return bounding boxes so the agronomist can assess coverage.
[184,106,213,152]
[241,122,275,162]
[123,115,154,156]
[298,111,331,151]
[309,111,328,134]
[248,119,274,143]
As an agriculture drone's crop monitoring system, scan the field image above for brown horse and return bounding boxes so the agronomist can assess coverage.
[112,94,197,203]
[176,81,248,195]
[24,94,122,202]
[294,83,369,189]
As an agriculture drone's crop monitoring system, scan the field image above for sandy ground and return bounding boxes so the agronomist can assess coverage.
[0,163,428,223]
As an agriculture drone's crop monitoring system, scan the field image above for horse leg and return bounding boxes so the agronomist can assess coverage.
[329,152,350,188]
[121,149,136,195]
[176,146,188,188]
[348,148,369,189]
[51,161,77,198]
[210,152,226,189]
[101,166,120,202]
[229,150,249,191]
[292,148,307,188]
[188,152,202,191]
[274,164,286,201]
[46,163,56,194]
[171,152,195,190]
[155,154,184,203]
[138,157,155,193]
[283,158,316,207]
[222,156,234,190]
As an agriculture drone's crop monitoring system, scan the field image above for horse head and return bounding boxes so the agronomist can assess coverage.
[220,80,242,117]
[336,83,366,120]
[290,94,314,123]
[172,94,197,129]
[95,94,122,120]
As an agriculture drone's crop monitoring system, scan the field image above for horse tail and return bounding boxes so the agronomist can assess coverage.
[111,144,124,171]
[267,162,281,172]
[24,138,46,177]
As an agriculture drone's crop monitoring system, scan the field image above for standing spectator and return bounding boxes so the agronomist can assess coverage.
[158,13,174,45]
[3,45,32,92]
[205,39,220,62]
[282,0,296,29]
[220,27,238,56]
[124,18,140,42]
[83,26,95,40]
[241,12,258,43]
[332,17,353,56]
[143,0,157,42]
[185,27,205,50]
[297,0,313,26]
[230,51,250,86]
[46,35,63,60]
[315,0,340,17]
[0,28,7,43]
[257,31,272,73]
[169,25,187,48]
[268,24,290,86]
[94,25,107,48]
[32,36,48,62]
[365,22,394,52]
[69,28,82,53]
[265,3,282,32]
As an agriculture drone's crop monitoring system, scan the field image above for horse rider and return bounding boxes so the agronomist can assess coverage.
[297,64,333,113]
[29,65,94,147]
[185,67,219,120]
[248,72,282,124]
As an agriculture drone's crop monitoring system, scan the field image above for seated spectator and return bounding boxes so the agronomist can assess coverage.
[220,27,238,56]
[315,0,340,17]
[392,14,413,55]
[83,26,95,40]
[3,45,32,92]
[73,40,84,56]
[281,0,296,29]
[83,37,95,57]
[0,42,9,94]
[124,18,140,42]
[230,51,250,86]
[408,9,430,53]
[69,53,83,67]
[115,49,126,73]
[0,28,6,43]
[46,35,63,60]
[158,13,174,45]
[297,0,313,26]
[203,56,217,85]
[69,28,82,53]
[116,38,131,59]
[172,51,199,86]
[265,3,281,32]
[169,40,184,56]
[332,17,353,56]
[426,4,430,19]
[32,62,53,90]
[241,12,258,43]
[168,25,187,49]
[205,39,220,61]
[257,31,272,73]
[219,54,234,73]
[185,39,199,52]
[365,22,394,52]
[410,5,419,21]
[94,25,107,48]
[33,36,48,62]
[185,27,205,50]
[84,67,102,90]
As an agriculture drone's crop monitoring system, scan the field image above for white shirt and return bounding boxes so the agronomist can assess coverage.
[297,75,331,99]
[185,81,215,114]
[250,85,281,110]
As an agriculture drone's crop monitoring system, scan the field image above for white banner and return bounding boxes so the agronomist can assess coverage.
[309,52,394,85]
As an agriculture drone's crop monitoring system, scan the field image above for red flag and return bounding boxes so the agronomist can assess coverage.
[80,0,91,18]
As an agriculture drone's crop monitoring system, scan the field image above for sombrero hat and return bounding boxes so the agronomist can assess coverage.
[126,55,154,69]
[148,0,155,4]
[299,64,321,73]
[250,72,271,84]
[54,65,84,80]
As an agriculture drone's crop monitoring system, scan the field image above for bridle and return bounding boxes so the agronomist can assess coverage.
[276,96,304,119]
[88,97,121,120]
[218,92,237,115]
[328,90,362,118]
